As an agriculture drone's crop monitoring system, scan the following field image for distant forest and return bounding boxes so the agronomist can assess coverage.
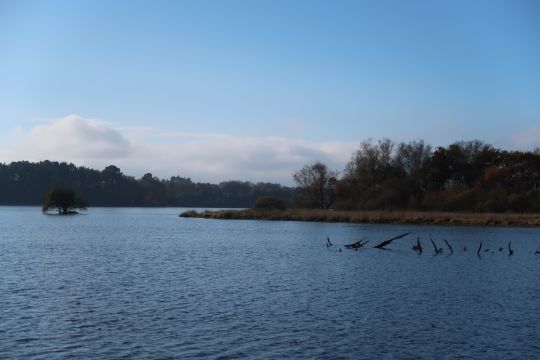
[0,161,294,207]
[1,139,539,212]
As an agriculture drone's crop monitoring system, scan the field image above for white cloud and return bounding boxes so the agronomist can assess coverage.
[9,114,133,160]
[0,115,357,185]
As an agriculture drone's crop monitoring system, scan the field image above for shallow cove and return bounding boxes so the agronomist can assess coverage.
[1,206,539,359]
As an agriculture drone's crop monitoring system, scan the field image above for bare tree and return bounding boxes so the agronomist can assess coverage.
[293,162,338,209]
[344,138,397,187]
[395,140,432,176]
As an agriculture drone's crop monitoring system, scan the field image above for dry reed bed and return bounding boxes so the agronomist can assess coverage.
[179,209,540,227]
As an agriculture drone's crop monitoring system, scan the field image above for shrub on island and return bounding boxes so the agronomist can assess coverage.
[42,188,88,215]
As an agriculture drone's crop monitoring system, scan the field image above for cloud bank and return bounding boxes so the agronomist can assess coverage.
[0,115,357,185]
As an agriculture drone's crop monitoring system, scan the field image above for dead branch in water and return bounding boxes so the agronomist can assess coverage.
[444,240,454,255]
[373,232,410,249]
[477,241,483,257]
[344,237,369,249]
[430,234,442,255]
[412,237,423,254]
[326,236,333,247]
[431,240,442,255]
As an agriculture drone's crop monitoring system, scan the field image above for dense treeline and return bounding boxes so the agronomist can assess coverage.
[329,140,540,212]
[0,161,293,207]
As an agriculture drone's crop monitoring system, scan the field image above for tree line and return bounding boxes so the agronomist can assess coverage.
[0,161,293,207]
[2,139,539,212]
[293,139,540,212]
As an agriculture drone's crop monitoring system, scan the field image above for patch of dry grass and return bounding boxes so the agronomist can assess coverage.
[179,209,540,227]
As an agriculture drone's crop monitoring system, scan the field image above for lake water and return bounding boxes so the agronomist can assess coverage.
[1,207,539,359]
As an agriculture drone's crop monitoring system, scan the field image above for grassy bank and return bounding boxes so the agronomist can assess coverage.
[179,209,540,227]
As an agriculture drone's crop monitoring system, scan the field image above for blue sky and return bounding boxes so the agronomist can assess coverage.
[0,0,538,183]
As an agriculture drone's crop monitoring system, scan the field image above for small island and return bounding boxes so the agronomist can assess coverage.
[42,188,88,215]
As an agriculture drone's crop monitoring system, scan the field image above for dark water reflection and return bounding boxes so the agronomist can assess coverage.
[1,207,539,359]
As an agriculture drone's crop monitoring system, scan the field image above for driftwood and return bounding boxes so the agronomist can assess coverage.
[373,232,410,249]
[444,240,454,255]
[345,237,369,249]
[412,237,423,254]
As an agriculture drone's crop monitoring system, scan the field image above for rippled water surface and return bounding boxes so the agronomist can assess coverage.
[1,207,539,359]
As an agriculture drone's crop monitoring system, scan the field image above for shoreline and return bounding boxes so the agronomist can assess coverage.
[179,209,540,227]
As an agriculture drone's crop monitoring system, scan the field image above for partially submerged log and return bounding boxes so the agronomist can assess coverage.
[345,237,369,250]
[373,232,410,249]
